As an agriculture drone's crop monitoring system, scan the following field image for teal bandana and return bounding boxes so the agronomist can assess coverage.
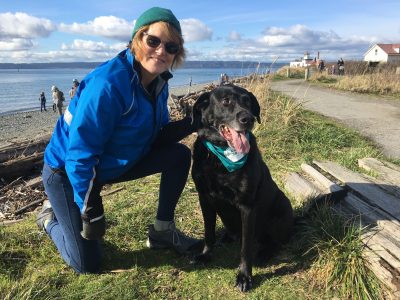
[203,139,249,172]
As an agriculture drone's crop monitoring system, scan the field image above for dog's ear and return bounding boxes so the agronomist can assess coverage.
[247,91,261,123]
[191,91,210,129]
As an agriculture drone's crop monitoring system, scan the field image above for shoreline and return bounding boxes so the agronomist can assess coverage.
[0,83,211,146]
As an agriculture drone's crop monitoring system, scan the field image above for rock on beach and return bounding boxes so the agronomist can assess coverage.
[0,83,211,146]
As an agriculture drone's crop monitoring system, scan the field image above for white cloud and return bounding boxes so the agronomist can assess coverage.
[0,12,54,53]
[259,24,367,49]
[0,48,118,63]
[250,24,377,60]
[227,31,242,42]
[61,39,126,52]
[59,16,134,41]
[181,19,212,42]
[0,12,55,39]
[0,38,34,51]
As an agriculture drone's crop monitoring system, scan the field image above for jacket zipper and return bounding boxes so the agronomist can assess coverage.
[141,80,166,141]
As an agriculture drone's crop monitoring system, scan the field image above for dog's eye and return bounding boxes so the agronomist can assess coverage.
[222,98,231,106]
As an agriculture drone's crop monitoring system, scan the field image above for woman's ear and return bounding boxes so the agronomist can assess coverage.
[191,91,210,129]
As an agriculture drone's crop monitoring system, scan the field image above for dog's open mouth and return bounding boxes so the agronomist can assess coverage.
[219,125,250,154]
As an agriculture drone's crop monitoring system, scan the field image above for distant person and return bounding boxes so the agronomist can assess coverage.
[318,60,325,72]
[69,79,80,99]
[337,58,345,75]
[224,73,229,83]
[331,64,336,75]
[51,85,65,115]
[39,91,47,112]
[186,76,192,94]
[51,86,57,112]
[220,73,229,85]
[36,7,201,274]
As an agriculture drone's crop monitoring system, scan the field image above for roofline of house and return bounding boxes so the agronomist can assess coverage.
[364,43,378,56]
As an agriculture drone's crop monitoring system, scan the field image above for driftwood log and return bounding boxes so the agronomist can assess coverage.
[0,151,44,181]
[0,133,50,163]
[0,133,51,181]
[285,158,400,297]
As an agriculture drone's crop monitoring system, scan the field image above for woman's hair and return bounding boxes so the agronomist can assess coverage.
[131,21,185,70]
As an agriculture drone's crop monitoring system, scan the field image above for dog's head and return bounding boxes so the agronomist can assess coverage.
[192,84,261,153]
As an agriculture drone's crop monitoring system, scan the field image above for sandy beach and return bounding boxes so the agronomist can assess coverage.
[0,83,210,146]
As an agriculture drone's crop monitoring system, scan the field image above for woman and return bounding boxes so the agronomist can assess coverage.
[37,7,200,273]
[51,85,64,115]
[69,78,80,99]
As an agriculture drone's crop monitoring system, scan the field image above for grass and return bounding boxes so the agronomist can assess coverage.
[308,61,400,98]
[275,61,400,99]
[297,205,382,300]
[0,76,392,299]
[273,66,305,80]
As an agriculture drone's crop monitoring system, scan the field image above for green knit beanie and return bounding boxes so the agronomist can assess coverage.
[132,7,181,39]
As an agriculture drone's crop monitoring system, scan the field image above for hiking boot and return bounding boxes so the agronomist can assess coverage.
[36,200,54,231]
[146,223,203,255]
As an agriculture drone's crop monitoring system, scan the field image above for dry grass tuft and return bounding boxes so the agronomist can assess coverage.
[309,61,400,97]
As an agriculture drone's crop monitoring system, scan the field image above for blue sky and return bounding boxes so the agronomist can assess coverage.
[1,0,399,63]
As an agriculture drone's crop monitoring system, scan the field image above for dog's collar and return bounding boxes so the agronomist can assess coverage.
[202,136,249,172]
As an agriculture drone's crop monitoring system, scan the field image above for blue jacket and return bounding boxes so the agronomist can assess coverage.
[44,49,170,214]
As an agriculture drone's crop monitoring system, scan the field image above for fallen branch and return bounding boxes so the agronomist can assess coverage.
[0,219,25,226]
[100,186,125,197]
[0,176,23,192]
[14,199,44,215]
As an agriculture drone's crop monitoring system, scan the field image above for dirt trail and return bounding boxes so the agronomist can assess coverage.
[270,79,400,159]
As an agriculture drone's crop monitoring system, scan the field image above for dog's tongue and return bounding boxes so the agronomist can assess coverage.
[223,127,250,154]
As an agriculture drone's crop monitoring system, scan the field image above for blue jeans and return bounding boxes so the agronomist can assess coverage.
[42,143,191,273]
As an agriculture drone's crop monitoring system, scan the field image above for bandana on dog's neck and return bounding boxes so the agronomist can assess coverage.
[203,135,249,172]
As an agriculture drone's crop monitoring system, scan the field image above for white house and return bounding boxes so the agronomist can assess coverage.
[364,43,400,63]
[290,52,314,67]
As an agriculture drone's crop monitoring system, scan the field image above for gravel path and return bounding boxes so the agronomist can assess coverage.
[271,79,400,159]
[0,83,210,147]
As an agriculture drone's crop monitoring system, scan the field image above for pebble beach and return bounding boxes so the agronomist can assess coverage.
[0,83,210,147]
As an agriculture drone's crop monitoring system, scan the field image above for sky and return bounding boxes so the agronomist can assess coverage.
[0,0,399,64]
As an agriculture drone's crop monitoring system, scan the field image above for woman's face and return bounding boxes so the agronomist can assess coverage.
[137,22,177,82]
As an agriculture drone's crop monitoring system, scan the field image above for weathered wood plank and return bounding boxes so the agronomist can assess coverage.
[287,160,400,294]
[284,172,321,201]
[314,160,400,220]
[24,176,43,189]
[358,157,400,187]
[363,230,400,270]
[385,161,400,173]
[300,163,343,193]
[361,173,400,199]
[363,248,400,293]
[332,195,400,293]
[340,193,400,238]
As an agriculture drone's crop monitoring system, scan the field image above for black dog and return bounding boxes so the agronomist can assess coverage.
[191,84,294,292]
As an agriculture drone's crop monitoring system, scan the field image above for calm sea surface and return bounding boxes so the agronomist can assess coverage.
[0,64,283,115]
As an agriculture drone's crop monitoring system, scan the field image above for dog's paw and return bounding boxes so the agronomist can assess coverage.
[189,252,212,265]
[235,272,252,292]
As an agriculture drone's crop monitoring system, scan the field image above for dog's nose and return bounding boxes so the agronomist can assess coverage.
[237,111,254,125]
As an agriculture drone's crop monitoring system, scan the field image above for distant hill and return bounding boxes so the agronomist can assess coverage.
[0,61,285,70]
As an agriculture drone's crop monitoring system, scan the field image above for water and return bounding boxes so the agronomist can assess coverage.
[0,64,283,115]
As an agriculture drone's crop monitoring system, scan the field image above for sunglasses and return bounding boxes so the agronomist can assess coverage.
[143,32,180,55]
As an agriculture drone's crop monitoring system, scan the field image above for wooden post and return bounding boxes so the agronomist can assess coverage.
[305,67,310,80]
[286,67,290,78]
